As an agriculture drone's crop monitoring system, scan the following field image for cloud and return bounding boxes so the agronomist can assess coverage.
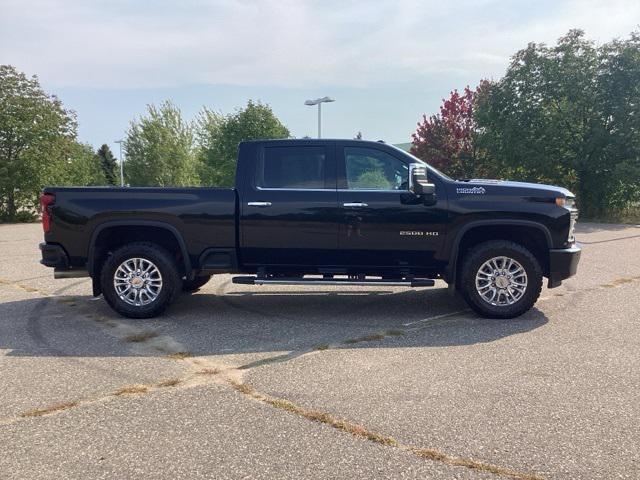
[1,0,639,88]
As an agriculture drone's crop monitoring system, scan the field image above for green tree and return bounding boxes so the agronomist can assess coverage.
[0,65,76,220]
[197,100,290,186]
[41,138,106,188]
[58,142,107,186]
[96,144,118,185]
[124,101,199,187]
[475,30,640,217]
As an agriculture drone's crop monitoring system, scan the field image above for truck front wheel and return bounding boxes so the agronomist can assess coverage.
[100,242,182,319]
[459,240,543,319]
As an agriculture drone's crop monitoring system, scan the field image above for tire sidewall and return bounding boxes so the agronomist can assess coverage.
[461,241,542,319]
[101,243,181,318]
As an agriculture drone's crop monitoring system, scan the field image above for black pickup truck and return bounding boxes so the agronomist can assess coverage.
[39,139,580,319]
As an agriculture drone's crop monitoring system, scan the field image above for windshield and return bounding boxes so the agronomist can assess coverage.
[388,144,453,182]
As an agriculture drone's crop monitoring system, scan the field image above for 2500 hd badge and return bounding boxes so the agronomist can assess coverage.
[400,231,439,236]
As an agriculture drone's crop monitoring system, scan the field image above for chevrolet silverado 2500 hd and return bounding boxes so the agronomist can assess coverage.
[39,139,580,319]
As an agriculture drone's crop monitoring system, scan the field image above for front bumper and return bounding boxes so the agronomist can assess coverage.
[547,244,581,288]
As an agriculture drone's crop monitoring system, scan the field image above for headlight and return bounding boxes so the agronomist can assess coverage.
[555,197,578,244]
[568,211,577,244]
[555,197,575,209]
[564,197,578,243]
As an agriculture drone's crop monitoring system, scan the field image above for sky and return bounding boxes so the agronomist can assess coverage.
[1,0,639,150]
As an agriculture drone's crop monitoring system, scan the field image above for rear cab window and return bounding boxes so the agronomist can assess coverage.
[257,146,332,189]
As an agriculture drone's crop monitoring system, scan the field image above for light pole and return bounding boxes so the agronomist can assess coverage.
[114,140,124,187]
[304,96,335,138]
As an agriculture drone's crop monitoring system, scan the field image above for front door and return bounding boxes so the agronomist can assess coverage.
[336,144,447,270]
[240,143,339,268]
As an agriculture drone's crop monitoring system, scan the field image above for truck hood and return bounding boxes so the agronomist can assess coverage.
[457,179,574,198]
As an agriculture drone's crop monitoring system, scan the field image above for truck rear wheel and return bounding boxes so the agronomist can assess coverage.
[459,240,542,319]
[100,242,182,319]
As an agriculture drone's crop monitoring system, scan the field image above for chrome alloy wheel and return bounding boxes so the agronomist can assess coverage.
[475,256,528,306]
[114,257,163,307]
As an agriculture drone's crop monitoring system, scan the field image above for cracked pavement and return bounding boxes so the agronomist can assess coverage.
[0,222,639,479]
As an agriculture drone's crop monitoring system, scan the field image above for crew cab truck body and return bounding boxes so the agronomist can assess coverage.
[40,139,581,319]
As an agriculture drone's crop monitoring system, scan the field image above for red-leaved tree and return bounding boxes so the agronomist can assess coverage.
[411,81,489,179]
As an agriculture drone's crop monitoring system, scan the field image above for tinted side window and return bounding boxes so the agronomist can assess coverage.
[257,146,327,189]
[344,147,409,190]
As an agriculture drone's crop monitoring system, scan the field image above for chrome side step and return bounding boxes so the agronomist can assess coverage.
[232,276,435,287]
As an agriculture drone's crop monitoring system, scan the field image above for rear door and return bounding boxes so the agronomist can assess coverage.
[336,143,447,269]
[240,142,339,267]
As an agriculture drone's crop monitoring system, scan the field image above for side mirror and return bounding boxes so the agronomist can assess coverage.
[409,163,436,196]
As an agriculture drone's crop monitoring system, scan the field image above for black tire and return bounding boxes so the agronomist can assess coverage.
[100,242,182,319]
[458,240,543,319]
[182,275,212,293]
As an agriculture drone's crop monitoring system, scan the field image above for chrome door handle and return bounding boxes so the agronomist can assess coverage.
[247,201,272,207]
[343,202,368,207]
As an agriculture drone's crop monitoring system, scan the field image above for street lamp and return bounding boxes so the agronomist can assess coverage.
[114,140,124,187]
[304,96,335,138]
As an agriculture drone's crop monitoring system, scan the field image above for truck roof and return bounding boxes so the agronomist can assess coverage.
[239,138,387,145]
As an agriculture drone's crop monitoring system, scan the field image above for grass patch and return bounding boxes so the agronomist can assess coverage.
[166,351,191,360]
[266,398,397,446]
[231,379,398,447]
[343,333,386,344]
[362,333,385,341]
[196,368,220,375]
[113,385,149,396]
[229,381,255,395]
[313,344,329,351]
[385,329,405,336]
[611,277,634,285]
[411,447,544,480]
[229,379,542,480]
[21,401,79,417]
[157,378,181,387]
[124,331,159,343]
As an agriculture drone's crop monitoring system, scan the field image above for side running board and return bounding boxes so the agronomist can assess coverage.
[232,276,435,287]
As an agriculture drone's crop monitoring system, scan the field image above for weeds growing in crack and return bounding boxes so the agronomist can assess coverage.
[157,378,181,387]
[229,379,542,479]
[124,331,159,343]
[166,352,191,360]
[344,333,386,344]
[230,381,255,395]
[385,329,405,336]
[113,385,149,395]
[21,401,79,417]
[410,447,544,480]
[313,344,329,351]
[231,380,398,447]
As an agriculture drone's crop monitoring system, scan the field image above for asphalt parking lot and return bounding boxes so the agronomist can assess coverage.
[1,222,639,479]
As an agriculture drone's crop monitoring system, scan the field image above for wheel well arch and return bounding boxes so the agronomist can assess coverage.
[88,221,191,280]
[448,221,551,285]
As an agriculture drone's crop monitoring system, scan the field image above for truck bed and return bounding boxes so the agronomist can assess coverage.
[43,186,238,269]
